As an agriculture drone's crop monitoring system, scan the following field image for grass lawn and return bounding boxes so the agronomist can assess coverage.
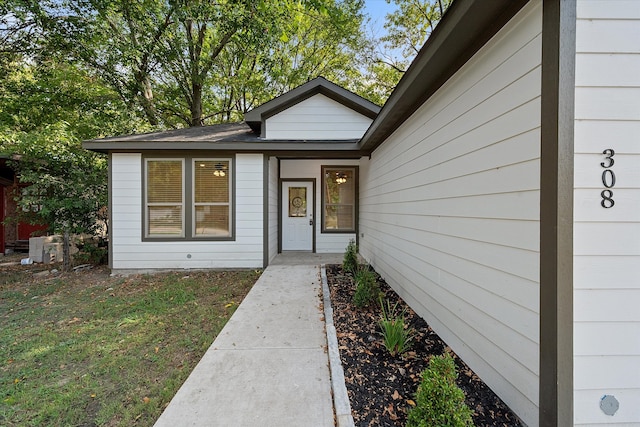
[0,258,261,427]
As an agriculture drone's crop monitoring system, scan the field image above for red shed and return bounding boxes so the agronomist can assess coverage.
[0,155,48,254]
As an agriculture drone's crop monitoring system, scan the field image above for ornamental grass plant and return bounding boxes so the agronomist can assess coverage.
[379,298,413,357]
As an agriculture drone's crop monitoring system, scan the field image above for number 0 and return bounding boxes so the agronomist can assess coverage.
[602,169,616,188]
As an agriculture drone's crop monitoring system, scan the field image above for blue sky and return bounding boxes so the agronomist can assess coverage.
[362,0,398,38]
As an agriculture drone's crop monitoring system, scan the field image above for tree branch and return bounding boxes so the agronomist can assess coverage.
[375,59,406,74]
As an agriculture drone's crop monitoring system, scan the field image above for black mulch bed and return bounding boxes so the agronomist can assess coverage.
[326,264,524,427]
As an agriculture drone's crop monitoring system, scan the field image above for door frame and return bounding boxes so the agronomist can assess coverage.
[278,178,316,253]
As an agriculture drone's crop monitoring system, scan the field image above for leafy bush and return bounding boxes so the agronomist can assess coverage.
[352,266,380,308]
[74,238,108,265]
[343,239,358,274]
[407,353,474,427]
[379,299,413,356]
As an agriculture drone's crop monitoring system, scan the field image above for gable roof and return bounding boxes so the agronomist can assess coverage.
[244,76,381,136]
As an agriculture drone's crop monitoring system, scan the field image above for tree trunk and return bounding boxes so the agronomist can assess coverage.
[190,82,203,127]
[135,71,158,126]
[63,230,71,272]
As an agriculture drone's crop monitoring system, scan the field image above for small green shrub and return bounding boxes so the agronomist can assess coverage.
[379,299,413,356]
[343,239,358,274]
[352,266,380,308]
[74,239,108,265]
[406,353,474,427]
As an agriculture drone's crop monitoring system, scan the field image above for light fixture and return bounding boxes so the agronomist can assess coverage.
[335,172,347,184]
[213,163,227,177]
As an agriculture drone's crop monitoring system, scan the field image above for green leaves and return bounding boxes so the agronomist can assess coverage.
[407,353,474,427]
[379,298,413,357]
[8,126,108,236]
[352,266,380,308]
[358,0,453,105]
[382,0,451,60]
[343,239,358,274]
[0,60,145,237]
[3,0,376,128]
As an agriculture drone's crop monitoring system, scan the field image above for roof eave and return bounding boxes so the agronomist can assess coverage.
[82,140,362,156]
[358,0,529,154]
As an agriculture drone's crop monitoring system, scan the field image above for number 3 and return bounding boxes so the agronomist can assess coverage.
[601,149,615,168]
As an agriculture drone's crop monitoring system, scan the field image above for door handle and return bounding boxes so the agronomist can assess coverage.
[309,218,314,226]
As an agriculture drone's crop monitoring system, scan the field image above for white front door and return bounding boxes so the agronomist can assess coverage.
[282,181,314,251]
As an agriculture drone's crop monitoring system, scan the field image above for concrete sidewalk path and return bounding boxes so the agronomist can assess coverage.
[154,264,334,427]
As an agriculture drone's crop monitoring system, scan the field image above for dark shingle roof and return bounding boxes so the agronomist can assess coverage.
[83,122,361,157]
[86,122,257,144]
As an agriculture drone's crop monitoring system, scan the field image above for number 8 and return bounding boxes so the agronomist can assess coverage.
[601,190,614,208]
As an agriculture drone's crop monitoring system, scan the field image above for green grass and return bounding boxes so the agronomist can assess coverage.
[0,267,260,427]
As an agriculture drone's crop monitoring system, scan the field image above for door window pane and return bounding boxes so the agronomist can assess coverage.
[289,187,307,217]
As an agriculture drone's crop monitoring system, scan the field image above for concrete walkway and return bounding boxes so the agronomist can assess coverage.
[154,256,342,427]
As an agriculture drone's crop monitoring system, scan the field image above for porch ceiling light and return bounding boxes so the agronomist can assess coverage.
[335,172,347,184]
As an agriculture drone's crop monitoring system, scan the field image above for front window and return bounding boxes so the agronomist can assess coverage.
[322,166,356,232]
[144,156,233,240]
[193,160,231,237]
[146,159,184,237]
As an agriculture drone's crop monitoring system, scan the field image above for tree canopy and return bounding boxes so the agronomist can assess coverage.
[0,0,449,243]
[0,59,146,238]
[3,0,369,129]
[358,0,451,103]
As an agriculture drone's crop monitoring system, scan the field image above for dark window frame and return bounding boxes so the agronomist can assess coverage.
[192,158,233,238]
[144,157,185,238]
[321,165,358,234]
[142,154,235,242]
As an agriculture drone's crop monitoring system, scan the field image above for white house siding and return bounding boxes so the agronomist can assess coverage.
[268,156,279,263]
[280,159,358,253]
[265,94,373,140]
[110,153,264,271]
[359,2,542,425]
[573,1,640,425]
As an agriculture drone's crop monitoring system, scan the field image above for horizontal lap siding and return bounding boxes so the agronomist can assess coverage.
[111,153,142,271]
[280,159,358,253]
[359,2,542,425]
[574,1,640,425]
[111,153,264,270]
[265,94,372,140]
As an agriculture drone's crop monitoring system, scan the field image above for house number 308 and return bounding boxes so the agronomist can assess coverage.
[600,149,616,208]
